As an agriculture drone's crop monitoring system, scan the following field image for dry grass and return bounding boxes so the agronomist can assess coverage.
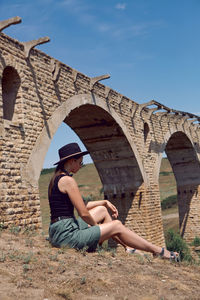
[0,228,200,300]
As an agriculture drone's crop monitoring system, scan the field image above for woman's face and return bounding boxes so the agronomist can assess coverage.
[71,157,83,173]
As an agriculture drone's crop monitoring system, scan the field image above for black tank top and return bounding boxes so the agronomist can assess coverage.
[48,173,74,221]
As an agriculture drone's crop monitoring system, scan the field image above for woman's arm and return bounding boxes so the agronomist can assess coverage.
[86,200,107,210]
[87,200,118,219]
[58,176,97,226]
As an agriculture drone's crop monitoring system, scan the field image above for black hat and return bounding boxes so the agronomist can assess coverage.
[54,143,89,165]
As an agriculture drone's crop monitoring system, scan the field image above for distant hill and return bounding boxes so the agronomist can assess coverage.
[41,167,55,175]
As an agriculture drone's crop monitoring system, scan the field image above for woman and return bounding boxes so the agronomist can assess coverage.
[48,143,179,260]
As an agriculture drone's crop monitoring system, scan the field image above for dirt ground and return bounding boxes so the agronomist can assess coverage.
[0,229,200,300]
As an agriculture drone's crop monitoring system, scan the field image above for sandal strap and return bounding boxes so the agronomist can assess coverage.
[159,247,165,257]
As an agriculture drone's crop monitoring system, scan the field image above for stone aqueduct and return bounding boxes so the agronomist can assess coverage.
[1,17,200,246]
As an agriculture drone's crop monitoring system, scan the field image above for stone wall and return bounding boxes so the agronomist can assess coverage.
[1,28,200,245]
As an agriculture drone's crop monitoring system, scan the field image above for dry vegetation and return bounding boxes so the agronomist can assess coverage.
[1,158,200,299]
[0,228,200,300]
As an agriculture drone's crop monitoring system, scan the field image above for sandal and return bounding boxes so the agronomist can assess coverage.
[126,248,136,254]
[170,251,180,262]
[155,247,180,262]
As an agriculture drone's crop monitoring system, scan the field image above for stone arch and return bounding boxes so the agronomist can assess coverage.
[64,104,145,199]
[153,128,197,182]
[154,129,200,240]
[22,93,147,228]
[165,131,200,186]
[165,131,200,238]
[22,93,146,190]
[1,66,21,121]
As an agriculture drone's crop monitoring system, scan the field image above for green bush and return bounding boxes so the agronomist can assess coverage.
[166,229,193,262]
[160,171,172,176]
[161,195,177,210]
[191,236,200,247]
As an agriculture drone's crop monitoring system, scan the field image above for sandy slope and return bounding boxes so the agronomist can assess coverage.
[0,229,200,300]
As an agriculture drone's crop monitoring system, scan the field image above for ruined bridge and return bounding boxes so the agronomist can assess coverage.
[1,17,200,246]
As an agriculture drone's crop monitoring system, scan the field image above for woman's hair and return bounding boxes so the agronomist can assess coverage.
[48,161,65,197]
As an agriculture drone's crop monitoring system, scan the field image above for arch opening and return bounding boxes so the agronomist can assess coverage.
[2,66,21,121]
[63,104,144,229]
[38,104,144,233]
[64,104,144,196]
[159,151,178,237]
[164,131,200,238]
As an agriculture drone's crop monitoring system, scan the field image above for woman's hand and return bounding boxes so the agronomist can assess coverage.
[105,200,118,219]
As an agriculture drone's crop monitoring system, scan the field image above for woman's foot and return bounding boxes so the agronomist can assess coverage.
[154,247,180,262]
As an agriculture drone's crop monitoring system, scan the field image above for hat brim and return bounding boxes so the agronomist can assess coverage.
[54,151,89,165]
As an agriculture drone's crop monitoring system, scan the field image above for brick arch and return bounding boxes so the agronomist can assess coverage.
[0,53,25,84]
[22,93,146,192]
[154,129,200,241]
[0,56,25,124]
[153,128,197,182]
[165,131,200,186]
[165,131,200,239]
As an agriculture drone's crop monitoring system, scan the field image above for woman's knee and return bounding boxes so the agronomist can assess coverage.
[95,205,108,216]
[90,205,109,223]
[100,205,108,213]
[99,219,123,241]
[99,205,111,220]
[112,219,122,230]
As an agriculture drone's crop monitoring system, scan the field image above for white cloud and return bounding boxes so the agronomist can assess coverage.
[115,3,126,10]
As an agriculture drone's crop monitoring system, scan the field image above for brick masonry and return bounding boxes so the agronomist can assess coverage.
[0,29,200,246]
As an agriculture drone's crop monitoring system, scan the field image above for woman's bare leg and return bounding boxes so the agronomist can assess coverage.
[98,220,177,259]
[89,206,127,248]
[89,206,142,253]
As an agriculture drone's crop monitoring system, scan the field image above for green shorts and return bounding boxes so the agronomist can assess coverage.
[49,217,101,252]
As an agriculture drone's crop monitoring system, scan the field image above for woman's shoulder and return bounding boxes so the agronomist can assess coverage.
[58,174,76,185]
[58,174,77,193]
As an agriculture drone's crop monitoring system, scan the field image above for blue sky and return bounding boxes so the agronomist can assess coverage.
[1,0,200,167]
